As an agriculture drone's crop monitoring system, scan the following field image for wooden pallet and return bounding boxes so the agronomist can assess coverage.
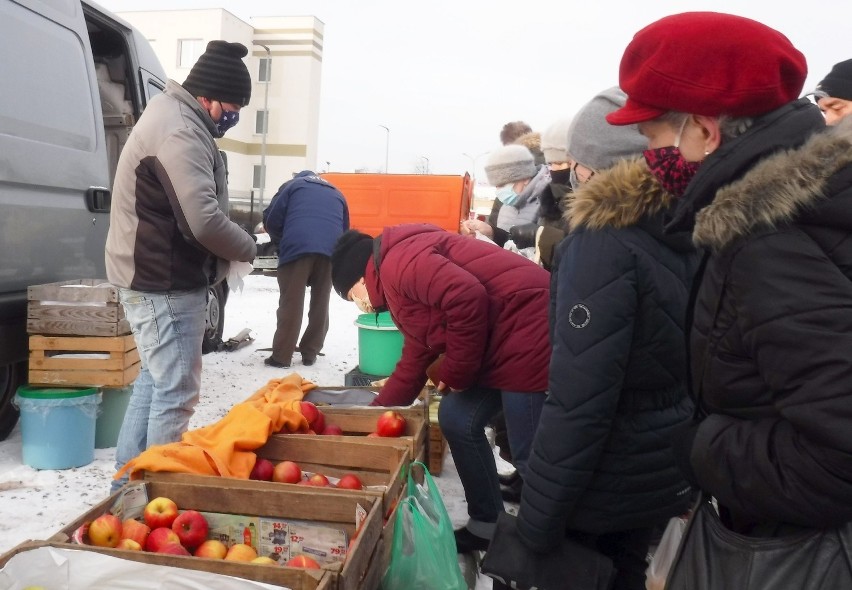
[27,278,130,337]
[28,334,140,387]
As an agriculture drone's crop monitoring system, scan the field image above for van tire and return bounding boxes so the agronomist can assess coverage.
[0,361,25,441]
[202,282,228,354]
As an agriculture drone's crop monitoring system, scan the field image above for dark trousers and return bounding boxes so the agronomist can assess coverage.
[270,254,331,364]
[569,527,654,590]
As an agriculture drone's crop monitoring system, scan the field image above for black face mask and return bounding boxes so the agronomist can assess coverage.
[549,168,572,184]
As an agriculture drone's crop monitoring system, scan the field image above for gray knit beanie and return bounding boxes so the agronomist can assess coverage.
[566,87,646,171]
[484,144,537,186]
[541,118,573,164]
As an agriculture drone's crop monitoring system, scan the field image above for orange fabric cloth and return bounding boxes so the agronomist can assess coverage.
[114,373,317,481]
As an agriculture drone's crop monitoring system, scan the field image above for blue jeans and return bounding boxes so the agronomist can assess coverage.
[438,386,546,538]
[112,287,207,492]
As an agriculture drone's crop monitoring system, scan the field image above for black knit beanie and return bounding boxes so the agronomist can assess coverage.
[331,230,374,299]
[815,59,852,101]
[182,40,252,106]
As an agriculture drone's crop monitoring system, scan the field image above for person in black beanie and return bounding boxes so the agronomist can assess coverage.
[812,58,852,125]
[105,40,256,492]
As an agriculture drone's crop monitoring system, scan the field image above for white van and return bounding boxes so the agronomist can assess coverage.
[0,0,167,438]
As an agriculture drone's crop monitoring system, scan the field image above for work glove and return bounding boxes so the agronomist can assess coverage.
[509,223,539,249]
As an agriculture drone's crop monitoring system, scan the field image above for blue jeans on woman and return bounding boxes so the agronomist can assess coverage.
[438,386,546,539]
[111,287,207,492]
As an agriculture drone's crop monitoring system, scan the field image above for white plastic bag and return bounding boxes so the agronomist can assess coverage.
[645,515,688,590]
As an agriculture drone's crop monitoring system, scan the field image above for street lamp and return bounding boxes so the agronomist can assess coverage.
[462,151,489,180]
[420,156,430,175]
[254,43,271,210]
[378,124,390,173]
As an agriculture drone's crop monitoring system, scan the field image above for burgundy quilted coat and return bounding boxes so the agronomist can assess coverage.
[367,224,551,406]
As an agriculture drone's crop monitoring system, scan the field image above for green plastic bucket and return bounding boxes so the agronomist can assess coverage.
[95,385,132,449]
[15,385,101,470]
[355,311,404,376]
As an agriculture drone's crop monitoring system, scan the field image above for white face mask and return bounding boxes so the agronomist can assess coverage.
[352,293,375,314]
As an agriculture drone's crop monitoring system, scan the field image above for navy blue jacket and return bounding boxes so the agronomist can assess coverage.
[262,171,349,265]
[517,159,698,550]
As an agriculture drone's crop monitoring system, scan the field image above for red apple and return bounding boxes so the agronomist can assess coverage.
[225,543,258,562]
[120,518,150,548]
[308,473,329,487]
[194,539,228,559]
[297,478,312,486]
[250,457,275,481]
[252,556,277,565]
[145,526,181,553]
[376,411,406,437]
[143,496,179,530]
[366,432,380,437]
[116,538,142,551]
[299,401,320,427]
[336,474,364,490]
[312,410,326,434]
[157,541,191,556]
[88,513,122,548]
[285,554,321,569]
[321,424,343,436]
[273,460,302,484]
[172,510,209,550]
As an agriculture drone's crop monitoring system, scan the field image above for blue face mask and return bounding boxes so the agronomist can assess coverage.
[495,185,519,206]
[215,109,240,136]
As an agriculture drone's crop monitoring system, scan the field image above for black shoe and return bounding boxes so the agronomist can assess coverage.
[498,470,520,487]
[454,526,490,553]
[302,356,315,366]
[264,356,291,368]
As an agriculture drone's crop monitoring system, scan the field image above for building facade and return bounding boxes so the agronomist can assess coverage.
[117,8,323,219]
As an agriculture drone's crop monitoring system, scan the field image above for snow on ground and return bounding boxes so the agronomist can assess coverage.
[0,273,503,588]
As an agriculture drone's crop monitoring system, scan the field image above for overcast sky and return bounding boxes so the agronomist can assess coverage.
[100,0,849,177]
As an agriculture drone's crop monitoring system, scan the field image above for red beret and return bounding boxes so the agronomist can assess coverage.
[607,12,807,125]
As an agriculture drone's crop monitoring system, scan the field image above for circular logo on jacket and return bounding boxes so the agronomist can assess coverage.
[568,304,591,328]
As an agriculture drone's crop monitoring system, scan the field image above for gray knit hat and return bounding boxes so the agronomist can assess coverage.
[182,41,252,107]
[484,144,537,187]
[566,87,646,171]
[541,118,573,164]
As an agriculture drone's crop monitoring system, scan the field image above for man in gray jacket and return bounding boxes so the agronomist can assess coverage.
[105,40,257,490]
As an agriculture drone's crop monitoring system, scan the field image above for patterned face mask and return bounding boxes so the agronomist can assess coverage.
[352,293,375,314]
[215,108,240,136]
[643,118,702,197]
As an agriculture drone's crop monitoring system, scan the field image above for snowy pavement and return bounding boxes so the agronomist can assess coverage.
[0,273,504,588]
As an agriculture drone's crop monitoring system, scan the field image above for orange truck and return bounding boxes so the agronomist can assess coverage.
[320,173,474,237]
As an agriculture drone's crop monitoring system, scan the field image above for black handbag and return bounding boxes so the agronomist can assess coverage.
[666,494,852,589]
[481,512,616,590]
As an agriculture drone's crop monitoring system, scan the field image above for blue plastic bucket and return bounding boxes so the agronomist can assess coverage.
[15,385,101,470]
[95,386,132,449]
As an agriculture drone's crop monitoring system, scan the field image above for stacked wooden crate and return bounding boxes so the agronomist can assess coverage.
[427,392,448,475]
[27,279,139,387]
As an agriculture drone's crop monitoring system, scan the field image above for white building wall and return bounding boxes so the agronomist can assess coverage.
[116,9,323,220]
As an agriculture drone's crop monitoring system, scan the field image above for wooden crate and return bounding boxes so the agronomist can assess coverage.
[28,334,140,387]
[428,423,448,475]
[290,405,428,462]
[142,436,409,519]
[45,480,385,590]
[27,278,130,337]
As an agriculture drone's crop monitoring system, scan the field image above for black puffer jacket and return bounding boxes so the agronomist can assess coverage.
[670,100,852,528]
[517,159,699,551]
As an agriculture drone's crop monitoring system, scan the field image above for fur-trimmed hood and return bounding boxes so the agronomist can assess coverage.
[566,157,674,231]
[694,115,852,251]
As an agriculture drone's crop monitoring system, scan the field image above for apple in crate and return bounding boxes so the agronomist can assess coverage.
[88,513,123,548]
[252,556,278,565]
[250,457,275,481]
[116,538,142,551]
[158,542,191,556]
[225,543,258,562]
[120,518,150,547]
[285,555,321,569]
[145,527,181,552]
[172,510,209,550]
[308,473,330,487]
[321,424,343,436]
[195,539,228,559]
[143,496,179,529]
[273,460,302,484]
[337,474,364,490]
[376,410,407,437]
[299,401,326,433]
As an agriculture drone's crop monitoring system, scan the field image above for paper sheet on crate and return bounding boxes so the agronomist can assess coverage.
[0,545,284,589]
